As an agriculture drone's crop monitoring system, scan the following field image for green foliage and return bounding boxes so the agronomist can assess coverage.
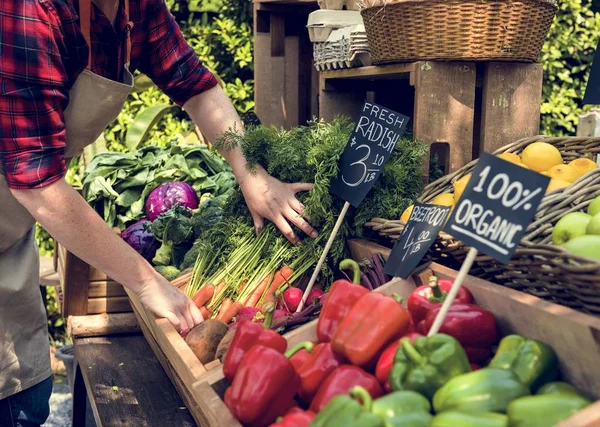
[540,0,600,135]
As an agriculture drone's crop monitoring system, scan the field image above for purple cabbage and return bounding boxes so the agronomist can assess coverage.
[122,219,159,261]
[145,182,199,221]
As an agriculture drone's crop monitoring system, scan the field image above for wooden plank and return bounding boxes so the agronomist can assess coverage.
[60,244,91,316]
[191,382,240,427]
[74,335,195,427]
[270,14,285,57]
[321,63,416,82]
[480,62,543,154]
[254,32,275,126]
[86,297,131,315]
[255,0,317,4]
[413,61,476,181]
[319,78,364,123]
[431,263,600,399]
[88,281,127,298]
[347,239,391,262]
[89,267,109,282]
[284,37,300,127]
[68,313,139,338]
[125,288,208,389]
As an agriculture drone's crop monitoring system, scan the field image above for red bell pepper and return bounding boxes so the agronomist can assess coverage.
[316,259,368,343]
[417,303,497,364]
[331,292,411,368]
[269,407,316,427]
[407,275,474,324]
[225,345,300,426]
[309,365,383,413]
[297,342,345,403]
[223,303,287,382]
[288,341,315,373]
[375,332,423,392]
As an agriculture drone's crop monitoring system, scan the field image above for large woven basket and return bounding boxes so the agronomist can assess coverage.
[360,0,557,63]
[366,136,600,313]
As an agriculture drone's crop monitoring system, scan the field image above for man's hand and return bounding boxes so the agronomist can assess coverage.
[136,274,203,334]
[238,166,318,243]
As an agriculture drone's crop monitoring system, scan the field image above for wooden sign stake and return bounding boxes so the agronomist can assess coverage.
[297,201,351,313]
[427,247,479,336]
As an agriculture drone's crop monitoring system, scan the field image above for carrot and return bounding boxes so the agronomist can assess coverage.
[192,285,214,309]
[263,266,295,303]
[216,298,234,321]
[199,306,213,320]
[244,273,272,307]
[263,292,278,307]
[238,280,248,295]
[214,282,226,298]
[219,302,244,324]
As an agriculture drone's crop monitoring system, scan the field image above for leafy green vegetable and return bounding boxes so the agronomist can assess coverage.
[82,142,235,229]
[147,206,194,266]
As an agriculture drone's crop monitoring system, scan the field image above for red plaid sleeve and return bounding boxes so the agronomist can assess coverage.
[136,0,218,106]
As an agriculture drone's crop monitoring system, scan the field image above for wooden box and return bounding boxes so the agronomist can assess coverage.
[56,243,131,317]
[126,244,600,426]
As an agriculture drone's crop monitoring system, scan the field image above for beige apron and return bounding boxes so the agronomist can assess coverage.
[0,0,133,399]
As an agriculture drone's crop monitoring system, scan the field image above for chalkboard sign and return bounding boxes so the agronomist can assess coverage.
[384,203,452,279]
[443,153,550,264]
[330,101,410,207]
[584,37,600,105]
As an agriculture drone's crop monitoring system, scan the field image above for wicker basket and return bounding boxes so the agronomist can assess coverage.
[360,0,557,63]
[366,135,600,313]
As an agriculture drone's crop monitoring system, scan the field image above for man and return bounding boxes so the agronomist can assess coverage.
[0,0,317,425]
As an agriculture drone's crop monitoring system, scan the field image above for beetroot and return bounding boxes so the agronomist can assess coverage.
[237,307,259,323]
[281,287,303,312]
[274,309,289,320]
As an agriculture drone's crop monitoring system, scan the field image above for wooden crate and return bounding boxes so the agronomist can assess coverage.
[126,247,600,426]
[56,243,131,317]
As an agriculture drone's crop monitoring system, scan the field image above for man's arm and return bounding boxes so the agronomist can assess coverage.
[183,86,318,243]
[11,179,202,332]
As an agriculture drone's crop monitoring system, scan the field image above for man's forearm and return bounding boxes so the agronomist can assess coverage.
[11,179,159,292]
[183,86,253,183]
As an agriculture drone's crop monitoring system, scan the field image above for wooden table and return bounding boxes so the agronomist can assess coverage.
[72,334,195,427]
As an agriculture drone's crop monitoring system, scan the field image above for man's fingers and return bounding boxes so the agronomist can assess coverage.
[290,183,314,194]
[189,301,204,325]
[273,215,298,244]
[289,198,305,215]
[286,207,318,239]
[163,312,182,331]
[251,211,265,236]
[182,307,195,333]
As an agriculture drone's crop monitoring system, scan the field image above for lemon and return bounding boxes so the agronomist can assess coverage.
[453,174,472,202]
[516,163,529,169]
[497,152,522,165]
[400,205,414,222]
[431,193,455,207]
[521,142,563,173]
[546,178,571,194]
[568,158,598,180]
[546,164,578,183]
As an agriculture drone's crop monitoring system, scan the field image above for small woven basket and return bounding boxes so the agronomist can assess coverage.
[366,135,600,313]
[360,0,557,63]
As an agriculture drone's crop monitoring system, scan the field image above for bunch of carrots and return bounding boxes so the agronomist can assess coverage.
[182,226,317,324]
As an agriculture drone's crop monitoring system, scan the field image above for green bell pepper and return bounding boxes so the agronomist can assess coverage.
[309,386,384,427]
[507,394,591,427]
[429,411,508,427]
[386,412,432,427]
[371,391,430,419]
[488,334,557,391]
[537,381,588,399]
[433,368,530,414]
[389,334,471,399]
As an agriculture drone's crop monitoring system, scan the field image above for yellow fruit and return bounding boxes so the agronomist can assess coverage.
[516,163,529,169]
[568,158,598,180]
[497,152,522,165]
[546,164,578,183]
[400,205,414,222]
[546,178,571,194]
[521,142,563,173]
[431,193,455,207]
[453,174,472,202]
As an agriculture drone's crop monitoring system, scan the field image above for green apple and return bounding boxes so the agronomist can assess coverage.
[563,235,600,261]
[587,195,600,216]
[551,212,592,246]
[587,213,600,235]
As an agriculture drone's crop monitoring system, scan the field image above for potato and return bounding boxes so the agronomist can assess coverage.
[185,319,229,364]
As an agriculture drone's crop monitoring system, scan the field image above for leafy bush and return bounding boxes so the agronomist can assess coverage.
[540,0,600,136]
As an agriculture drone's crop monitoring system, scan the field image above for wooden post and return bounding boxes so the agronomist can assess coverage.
[479,62,543,154]
[412,62,476,180]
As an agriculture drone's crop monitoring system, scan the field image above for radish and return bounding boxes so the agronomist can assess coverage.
[281,287,304,312]
[307,288,325,304]
[237,307,259,322]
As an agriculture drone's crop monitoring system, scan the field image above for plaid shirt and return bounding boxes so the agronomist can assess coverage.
[0,0,217,189]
